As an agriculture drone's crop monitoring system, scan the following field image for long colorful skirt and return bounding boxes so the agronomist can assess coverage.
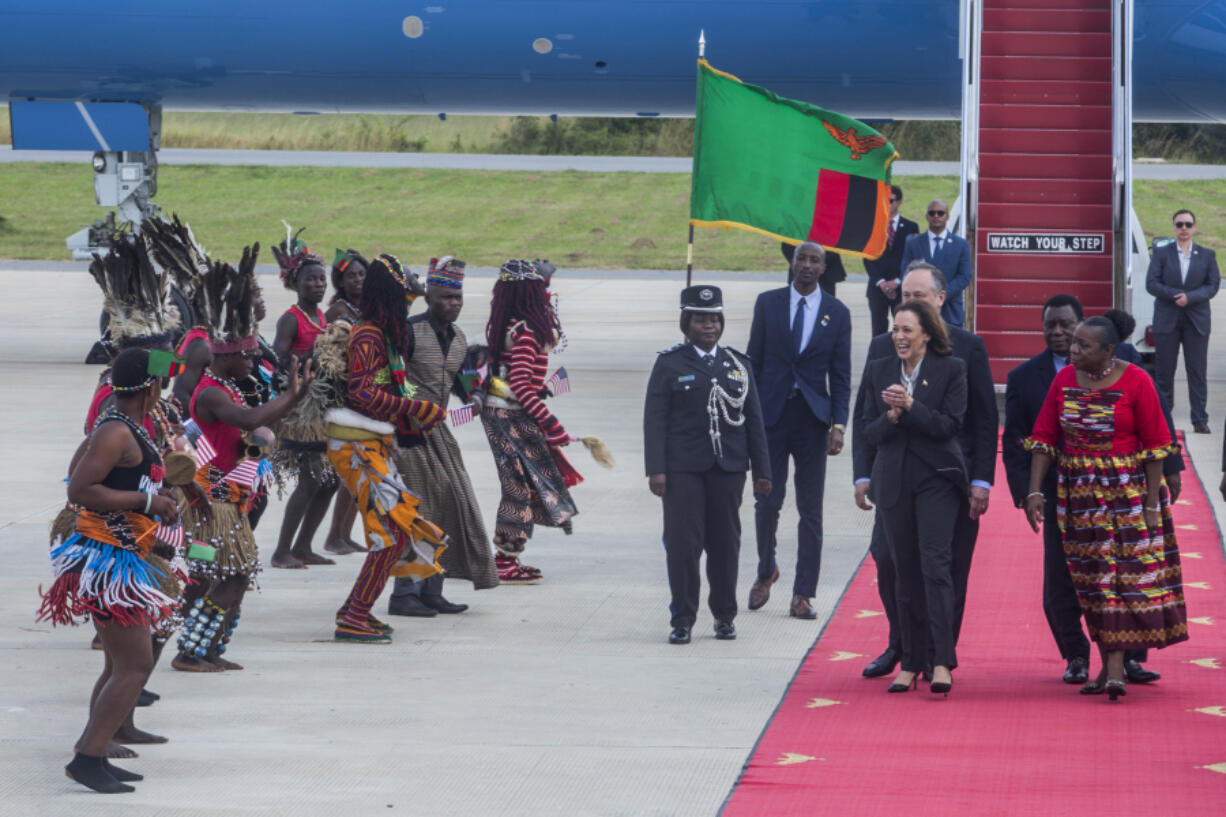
[1057,451,1188,649]
[480,407,577,549]
[326,432,445,580]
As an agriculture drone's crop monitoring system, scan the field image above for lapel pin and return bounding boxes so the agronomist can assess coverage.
[922,379,928,387]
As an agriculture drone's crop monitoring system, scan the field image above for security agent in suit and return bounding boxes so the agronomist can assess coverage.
[1003,296,1180,685]
[898,199,973,328]
[852,261,997,678]
[644,285,771,645]
[863,185,921,337]
[860,300,967,694]
[1146,208,1221,433]
[781,242,846,296]
[747,241,852,619]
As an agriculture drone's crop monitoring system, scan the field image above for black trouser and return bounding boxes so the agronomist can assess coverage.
[1154,313,1210,424]
[866,283,899,338]
[663,468,746,628]
[868,514,900,653]
[950,496,979,645]
[879,456,960,672]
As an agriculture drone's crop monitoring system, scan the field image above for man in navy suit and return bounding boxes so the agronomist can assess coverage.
[899,199,973,328]
[863,185,920,336]
[852,261,997,677]
[1002,294,1180,685]
[747,242,852,619]
[1146,208,1221,433]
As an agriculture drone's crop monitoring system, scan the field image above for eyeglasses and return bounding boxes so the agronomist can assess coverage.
[1175,221,1194,228]
[927,210,946,217]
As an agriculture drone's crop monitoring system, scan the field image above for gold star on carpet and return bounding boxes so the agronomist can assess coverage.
[1178,524,1199,531]
[1190,616,1215,626]
[1176,498,1192,505]
[1190,706,1226,718]
[828,651,865,662]
[1188,658,1222,669]
[1186,581,1211,590]
[806,698,845,709]
[855,609,884,618]
[1183,552,1203,559]
[776,753,820,766]
[1201,762,1226,775]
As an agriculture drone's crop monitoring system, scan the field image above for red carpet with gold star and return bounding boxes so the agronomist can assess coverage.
[721,449,1226,816]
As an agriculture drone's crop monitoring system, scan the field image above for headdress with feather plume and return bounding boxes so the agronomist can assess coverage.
[208,243,262,355]
[272,221,323,290]
[141,213,213,332]
[90,233,180,351]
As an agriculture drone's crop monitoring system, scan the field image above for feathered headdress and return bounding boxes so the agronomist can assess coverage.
[208,243,262,354]
[272,221,322,290]
[90,233,180,351]
[142,214,213,331]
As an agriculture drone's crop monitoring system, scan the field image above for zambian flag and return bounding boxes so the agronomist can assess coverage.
[689,59,899,259]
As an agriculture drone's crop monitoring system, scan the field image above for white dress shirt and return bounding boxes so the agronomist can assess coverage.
[928,229,949,257]
[1178,243,1192,283]
[788,284,822,353]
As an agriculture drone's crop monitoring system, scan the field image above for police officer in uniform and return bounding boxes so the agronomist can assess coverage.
[644,285,771,644]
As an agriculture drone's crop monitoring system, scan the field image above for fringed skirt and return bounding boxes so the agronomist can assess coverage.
[38,536,176,629]
[480,407,577,548]
[180,496,261,584]
[1056,451,1189,649]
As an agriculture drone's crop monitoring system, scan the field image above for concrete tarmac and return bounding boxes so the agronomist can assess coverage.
[2,146,1224,179]
[1,265,1223,816]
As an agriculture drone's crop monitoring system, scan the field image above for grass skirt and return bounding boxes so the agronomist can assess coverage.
[180,496,261,583]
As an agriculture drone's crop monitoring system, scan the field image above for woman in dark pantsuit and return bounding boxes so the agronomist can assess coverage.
[859,301,967,695]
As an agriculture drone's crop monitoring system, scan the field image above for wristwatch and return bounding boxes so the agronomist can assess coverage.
[832,424,845,432]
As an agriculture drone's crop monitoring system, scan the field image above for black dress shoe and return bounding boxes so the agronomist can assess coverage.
[668,626,691,645]
[1124,659,1160,684]
[422,595,469,614]
[862,648,900,678]
[1063,657,1090,684]
[387,595,438,618]
[1193,421,1211,434]
[714,620,737,640]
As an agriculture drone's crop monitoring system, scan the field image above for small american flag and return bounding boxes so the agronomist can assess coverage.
[546,367,570,396]
[192,434,216,468]
[223,459,261,489]
[449,403,475,427]
[155,522,184,550]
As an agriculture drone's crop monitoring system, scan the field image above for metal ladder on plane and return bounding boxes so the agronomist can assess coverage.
[956,0,1143,383]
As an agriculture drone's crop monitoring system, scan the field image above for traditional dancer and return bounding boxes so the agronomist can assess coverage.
[40,348,182,793]
[173,245,314,672]
[480,259,578,583]
[321,248,368,556]
[327,255,449,643]
[387,257,498,618]
[269,231,338,568]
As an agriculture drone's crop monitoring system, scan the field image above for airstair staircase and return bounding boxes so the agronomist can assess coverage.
[959,0,1132,383]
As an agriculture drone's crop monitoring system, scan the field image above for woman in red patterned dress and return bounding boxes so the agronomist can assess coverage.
[1024,311,1188,701]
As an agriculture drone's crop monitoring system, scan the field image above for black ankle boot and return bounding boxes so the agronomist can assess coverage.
[420,576,468,614]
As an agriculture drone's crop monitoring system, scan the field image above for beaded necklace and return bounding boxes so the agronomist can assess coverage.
[98,407,162,464]
[204,368,245,405]
[336,297,359,319]
[1085,358,1118,382]
[291,303,325,331]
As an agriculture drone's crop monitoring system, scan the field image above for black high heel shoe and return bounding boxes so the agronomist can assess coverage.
[930,667,953,697]
[1105,679,1127,701]
[887,672,918,693]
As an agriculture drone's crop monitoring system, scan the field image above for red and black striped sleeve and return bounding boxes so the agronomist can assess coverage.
[506,328,565,439]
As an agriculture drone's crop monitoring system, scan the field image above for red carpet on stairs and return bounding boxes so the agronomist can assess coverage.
[722,450,1226,816]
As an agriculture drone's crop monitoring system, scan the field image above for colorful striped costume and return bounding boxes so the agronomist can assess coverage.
[1025,363,1188,649]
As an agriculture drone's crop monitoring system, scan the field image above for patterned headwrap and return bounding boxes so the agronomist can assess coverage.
[377,253,409,289]
[272,221,323,290]
[498,259,541,282]
[427,256,465,289]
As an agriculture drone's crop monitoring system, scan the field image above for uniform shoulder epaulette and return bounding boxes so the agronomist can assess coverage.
[658,343,684,355]
[724,346,750,362]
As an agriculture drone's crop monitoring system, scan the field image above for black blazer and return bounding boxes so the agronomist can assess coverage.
[1146,242,1220,335]
[860,353,968,508]
[643,344,770,479]
[863,216,920,291]
[747,286,852,428]
[852,326,997,485]
[1002,346,1185,508]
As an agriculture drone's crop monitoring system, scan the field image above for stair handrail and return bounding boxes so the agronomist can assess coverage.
[956,0,983,240]
[1112,0,1134,310]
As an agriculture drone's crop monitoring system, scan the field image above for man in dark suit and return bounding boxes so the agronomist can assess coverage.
[863,185,920,336]
[1146,208,1221,434]
[1002,294,1181,684]
[852,260,997,677]
[748,241,852,619]
[898,200,973,328]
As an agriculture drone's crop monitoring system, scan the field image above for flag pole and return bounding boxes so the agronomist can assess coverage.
[687,30,705,288]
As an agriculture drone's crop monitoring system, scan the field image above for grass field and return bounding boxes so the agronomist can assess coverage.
[0,164,960,269]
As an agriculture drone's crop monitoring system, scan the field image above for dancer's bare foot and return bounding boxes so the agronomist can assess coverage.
[211,656,244,671]
[171,654,222,673]
[90,634,103,650]
[113,724,168,744]
[270,552,307,569]
[346,537,367,552]
[323,537,359,555]
[291,549,336,566]
[106,742,138,759]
